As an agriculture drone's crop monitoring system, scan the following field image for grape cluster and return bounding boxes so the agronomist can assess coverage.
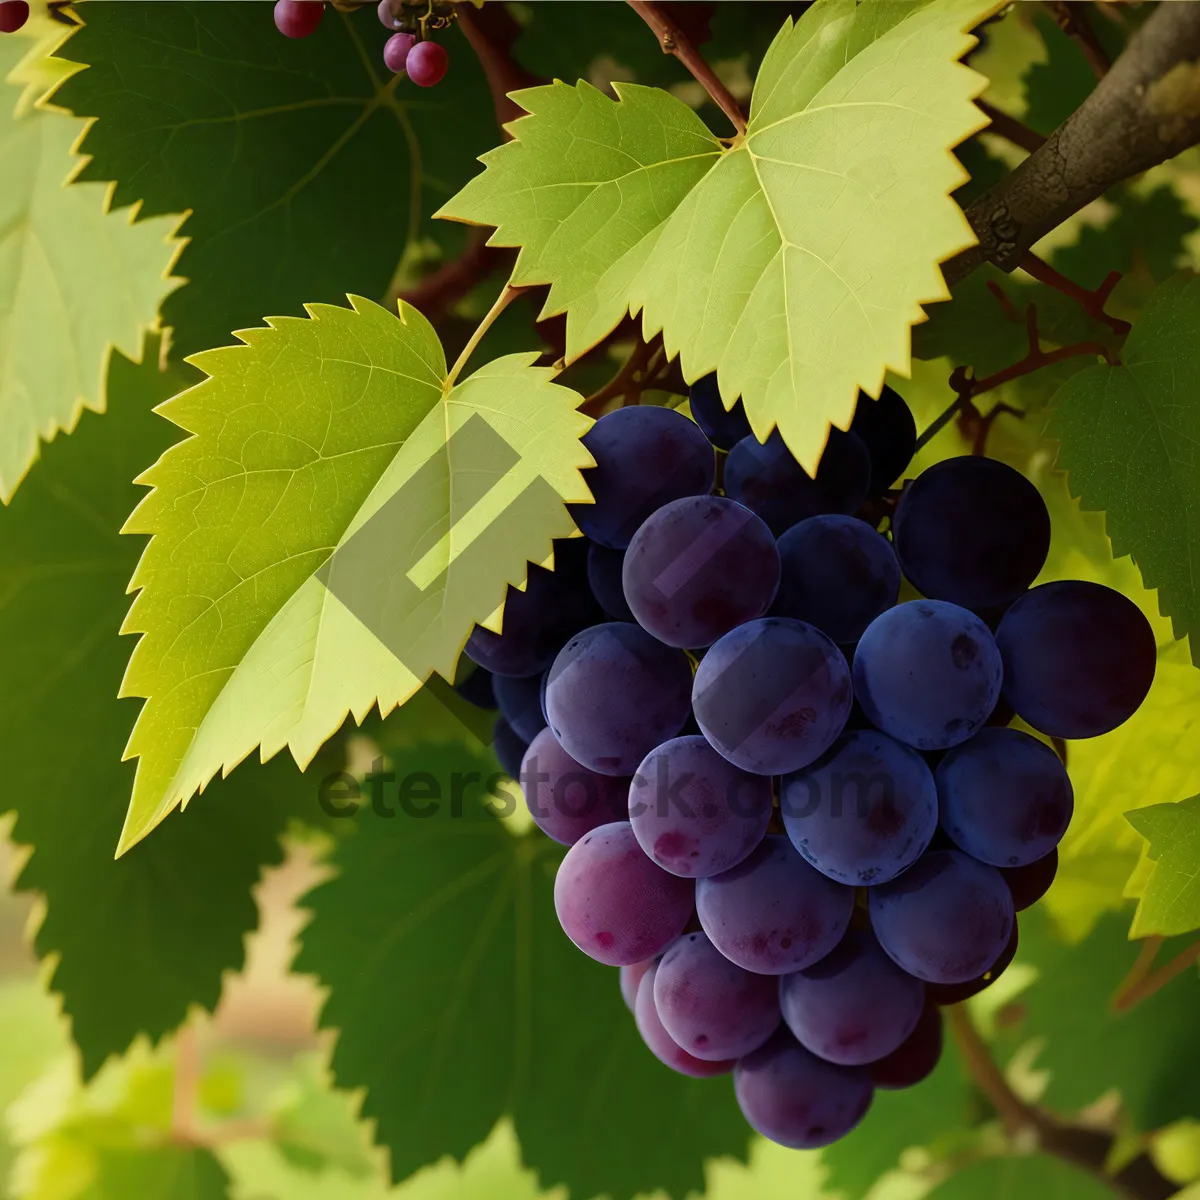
[460,377,1156,1150]
[271,0,450,86]
[0,0,29,34]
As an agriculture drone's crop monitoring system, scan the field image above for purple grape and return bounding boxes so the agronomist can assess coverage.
[868,1003,943,1089]
[1001,848,1058,911]
[273,0,323,38]
[406,39,449,87]
[724,428,871,536]
[850,385,916,493]
[696,836,854,975]
[545,623,692,775]
[586,543,634,621]
[653,931,780,1060]
[734,1030,873,1149]
[520,728,629,846]
[453,666,496,710]
[553,822,693,966]
[384,31,416,73]
[494,672,548,743]
[572,407,715,549]
[634,963,735,1077]
[781,730,938,886]
[937,728,1073,867]
[620,959,654,1012]
[869,849,1014,984]
[772,515,900,644]
[925,918,1019,1005]
[996,581,1156,739]
[628,736,772,878]
[622,496,780,648]
[853,600,1003,751]
[377,0,402,27]
[892,456,1051,610]
[492,718,528,780]
[688,373,753,450]
[0,0,29,33]
[692,618,852,775]
[779,929,925,1066]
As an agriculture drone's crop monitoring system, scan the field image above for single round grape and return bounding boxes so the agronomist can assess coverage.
[465,559,595,678]
[937,728,1073,867]
[406,39,449,87]
[853,600,1003,750]
[654,931,780,1060]
[996,581,1156,739]
[688,373,753,450]
[772,515,900,644]
[623,496,780,648]
[850,385,917,494]
[572,407,715,549]
[553,822,694,966]
[546,623,692,775]
[634,964,735,1077]
[693,618,852,775]
[1001,848,1058,912]
[734,1030,874,1149]
[494,672,548,743]
[520,728,629,846]
[892,456,1051,610]
[383,31,416,73]
[869,849,1014,984]
[620,959,655,1012]
[868,1003,943,1089]
[724,428,871,536]
[453,665,496,710]
[781,730,938,886]
[377,0,402,27]
[779,929,925,1066]
[274,0,324,38]
[629,736,772,878]
[0,0,30,33]
[587,543,634,621]
[492,717,529,781]
[696,836,853,975]
[925,918,1019,1005]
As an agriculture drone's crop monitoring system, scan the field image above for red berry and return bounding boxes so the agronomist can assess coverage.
[405,39,448,87]
[274,0,324,39]
[377,0,403,29]
[383,31,416,74]
[0,1,30,33]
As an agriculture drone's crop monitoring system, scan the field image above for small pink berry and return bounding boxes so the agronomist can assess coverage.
[377,0,403,29]
[383,31,416,74]
[405,39,448,88]
[0,1,30,33]
[274,0,324,39]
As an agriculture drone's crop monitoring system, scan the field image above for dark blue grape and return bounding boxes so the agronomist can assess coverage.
[622,496,779,648]
[937,728,1073,867]
[572,407,714,549]
[772,515,900,644]
[688,373,753,450]
[492,717,529,780]
[692,618,852,775]
[850,384,917,493]
[1000,848,1058,911]
[868,1002,942,1089]
[453,666,496,710]
[996,581,1156,739]
[724,428,871,536]
[494,672,548,743]
[634,963,735,1077]
[587,543,635,621]
[520,727,629,846]
[869,849,1014,984]
[853,600,1003,750]
[892,456,1051,610]
[781,729,938,886]
[925,919,1018,1005]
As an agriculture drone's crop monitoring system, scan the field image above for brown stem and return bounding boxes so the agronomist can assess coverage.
[627,0,746,135]
[976,99,1048,154]
[945,2,1200,286]
[1045,1,1112,79]
[958,399,1024,456]
[171,1025,200,1146]
[453,2,543,136]
[946,1005,1035,1135]
[1018,253,1131,336]
[394,229,510,324]
[1113,937,1200,1013]
[581,334,663,416]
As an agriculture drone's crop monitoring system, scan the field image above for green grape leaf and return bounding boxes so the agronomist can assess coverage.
[1012,908,1200,1128]
[49,2,495,359]
[118,296,592,851]
[0,346,325,1078]
[0,15,182,502]
[294,742,748,1200]
[1049,274,1200,664]
[443,0,999,473]
[924,1154,1112,1200]
[1126,795,1200,938]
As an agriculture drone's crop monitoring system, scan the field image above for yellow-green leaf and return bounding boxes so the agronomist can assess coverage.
[1126,795,1200,938]
[118,297,592,852]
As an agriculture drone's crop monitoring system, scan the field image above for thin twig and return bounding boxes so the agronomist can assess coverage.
[1046,1,1112,78]
[581,335,663,416]
[976,99,1047,154]
[946,1005,1034,1135]
[626,0,746,135]
[445,283,531,387]
[1113,937,1200,1013]
[395,229,510,322]
[171,1025,200,1146]
[1018,253,1131,336]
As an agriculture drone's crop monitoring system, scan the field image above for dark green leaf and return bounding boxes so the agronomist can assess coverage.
[1023,10,1126,137]
[924,1153,1113,1200]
